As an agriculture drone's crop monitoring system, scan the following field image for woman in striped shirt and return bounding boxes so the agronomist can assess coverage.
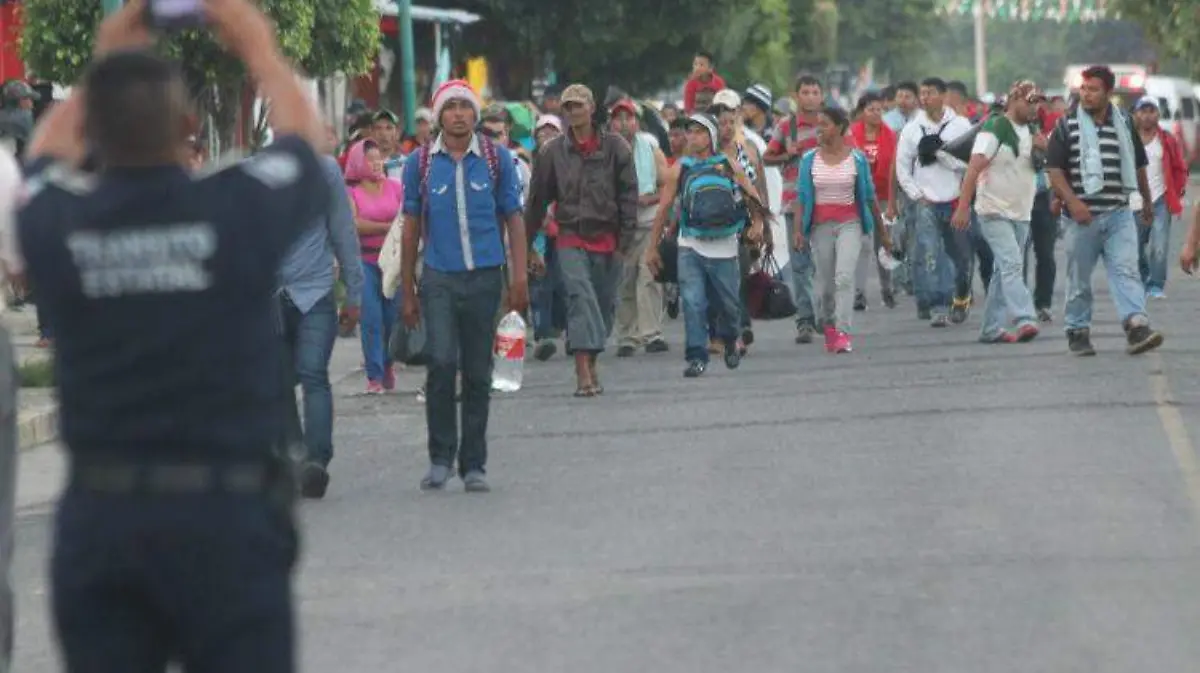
[796,107,888,353]
[345,139,403,394]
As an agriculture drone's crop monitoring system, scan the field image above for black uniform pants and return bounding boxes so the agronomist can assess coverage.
[51,489,298,673]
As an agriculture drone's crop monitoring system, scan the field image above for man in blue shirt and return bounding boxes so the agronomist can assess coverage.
[399,79,529,493]
[278,144,364,499]
[16,0,328,669]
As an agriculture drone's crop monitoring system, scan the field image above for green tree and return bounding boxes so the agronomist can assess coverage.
[709,0,794,95]
[1113,0,1200,77]
[19,0,378,149]
[834,0,940,80]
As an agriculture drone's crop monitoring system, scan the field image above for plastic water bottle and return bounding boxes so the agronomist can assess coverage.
[492,311,527,392]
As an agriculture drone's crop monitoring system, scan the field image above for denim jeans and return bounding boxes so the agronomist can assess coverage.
[421,266,503,476]
[978,216,1037,339]
[531,246,567,341]
[359,261,401,382]
[1024,190,1057,310]
[912,201,956,314]
[784,213,816,327]
[280,292,338,467]
[678,246,741,363]
[1063,207,1148,331]
[1137,196,1171,293]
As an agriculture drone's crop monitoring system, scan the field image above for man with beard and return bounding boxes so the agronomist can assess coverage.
[609,98,669,357]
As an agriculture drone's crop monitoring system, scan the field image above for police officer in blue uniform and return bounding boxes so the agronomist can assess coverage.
[16,0,328,670]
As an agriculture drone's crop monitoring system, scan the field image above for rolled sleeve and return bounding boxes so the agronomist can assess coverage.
[495,146,523,218]
[402,152,422,217]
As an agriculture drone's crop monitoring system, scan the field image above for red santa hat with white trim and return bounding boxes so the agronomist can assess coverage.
[430,79,481,124]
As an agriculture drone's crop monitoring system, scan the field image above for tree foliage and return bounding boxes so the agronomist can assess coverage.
[708,0,794,95]
[835,0,940,81]
[1113,0,1200,77]
[303,0,381,79]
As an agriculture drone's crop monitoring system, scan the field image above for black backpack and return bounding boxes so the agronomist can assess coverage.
[916,120,952,166]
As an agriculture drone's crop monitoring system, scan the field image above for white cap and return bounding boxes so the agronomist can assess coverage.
[711,89,742,110]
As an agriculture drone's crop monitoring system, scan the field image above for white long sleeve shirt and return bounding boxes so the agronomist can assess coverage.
[895,107,972,204]
[0,149,22,314]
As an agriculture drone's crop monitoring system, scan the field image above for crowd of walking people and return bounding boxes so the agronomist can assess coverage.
[301,55,1196,498]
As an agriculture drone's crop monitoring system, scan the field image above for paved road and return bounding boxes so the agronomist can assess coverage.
[11,225,1200,672]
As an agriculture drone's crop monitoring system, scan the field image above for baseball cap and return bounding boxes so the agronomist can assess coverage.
[373,109,400,125]
[686,112,719,152]
[560,84,595,107]
[535,114,563,133]
[609,98,638,116]
[1135,96,1160,112]
[481,103,511,123]
[415,107,433,124]
[2,81,38,102]
[711,89,741,111]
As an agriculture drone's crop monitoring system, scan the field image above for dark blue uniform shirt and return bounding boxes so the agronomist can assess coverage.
[17,135,328,462]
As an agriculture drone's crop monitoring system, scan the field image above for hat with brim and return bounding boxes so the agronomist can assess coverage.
[686,112,719,153]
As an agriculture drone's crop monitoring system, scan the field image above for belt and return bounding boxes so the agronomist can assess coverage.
[71,463,275,495]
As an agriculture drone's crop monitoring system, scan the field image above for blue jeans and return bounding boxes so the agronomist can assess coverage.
[978,216,1036,339]
[359,261,401,382]
[784,214,816,327]
[678,247,741,363]
[531,246,567,340]
[1063,207,1148,331]
[912,202,956,313]
[421,266,503,476]
[1137,196,1171,292]
[281,292,338,467]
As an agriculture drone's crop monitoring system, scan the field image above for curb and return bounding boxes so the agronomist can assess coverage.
[17,405,57,451]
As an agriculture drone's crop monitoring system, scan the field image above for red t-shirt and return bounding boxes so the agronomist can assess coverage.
[683,73,727,113]
[557,133,617,253]
[848,121,897,202]
[766,115,821,210]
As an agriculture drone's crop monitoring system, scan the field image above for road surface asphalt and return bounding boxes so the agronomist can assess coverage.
[10,222,1200,672]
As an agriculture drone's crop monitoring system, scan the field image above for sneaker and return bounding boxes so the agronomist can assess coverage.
[950,297,970,324]
[382,365,396,391]
[882,292,896,309]
[684,360,706,378]
[1148,288,1167,300]
[415,385,426,403]
[366,380,384,395]
[980,330,1018,344]
[795,323,816,344]
[616,345,636,357]
[853,291,867,311]
[533,340,558,361]
[1015,322,1039,343]
[930,314,949,328]
[299,462,330,499]
[645,338,669,354]
[834,331,853,353]
[741,328,755,346]
[735,338,748,357]
[724,342,741,369]
[462,471,491,493]
[1067,328,1096,356]
[823,324,838,353]
[917,307,932,320]
[1126,324,1164,355]
[420,464,451,491]
[1036,308,1052,323]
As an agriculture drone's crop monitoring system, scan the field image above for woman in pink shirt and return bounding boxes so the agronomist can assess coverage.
[345,139,403,394]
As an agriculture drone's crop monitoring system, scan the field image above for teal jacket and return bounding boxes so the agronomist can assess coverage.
[795,148,878,238]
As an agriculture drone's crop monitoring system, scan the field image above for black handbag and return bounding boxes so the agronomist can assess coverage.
[388,316,429,366]
[653,230,679,284]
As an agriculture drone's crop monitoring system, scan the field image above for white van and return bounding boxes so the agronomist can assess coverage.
[1144,75,1199,163]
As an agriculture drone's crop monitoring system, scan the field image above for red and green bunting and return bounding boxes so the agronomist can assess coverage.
[938,0,1114,21]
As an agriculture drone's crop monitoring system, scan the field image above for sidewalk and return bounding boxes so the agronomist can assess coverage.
[1,309,372,451]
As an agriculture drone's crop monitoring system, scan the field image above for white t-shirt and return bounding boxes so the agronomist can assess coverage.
[972,124,1037,220]
[678,233,739,259]
[0,149,21,314]
[1130,135,1165,211]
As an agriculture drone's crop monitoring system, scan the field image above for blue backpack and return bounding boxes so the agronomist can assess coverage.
[678,156,743,239]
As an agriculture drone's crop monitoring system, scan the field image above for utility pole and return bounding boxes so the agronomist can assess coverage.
[973,0,988,97]
[397,0,417,136]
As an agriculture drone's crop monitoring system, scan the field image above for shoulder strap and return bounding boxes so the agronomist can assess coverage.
[479,135,500,187]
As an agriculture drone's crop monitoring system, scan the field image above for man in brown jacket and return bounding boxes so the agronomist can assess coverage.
[526,83,638,397]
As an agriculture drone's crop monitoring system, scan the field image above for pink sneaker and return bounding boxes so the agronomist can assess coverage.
[366,380,384,395]
[1015,323,1039,343]
[823,325,838,353]
[382,364,396,391]
[834,331,853,353]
